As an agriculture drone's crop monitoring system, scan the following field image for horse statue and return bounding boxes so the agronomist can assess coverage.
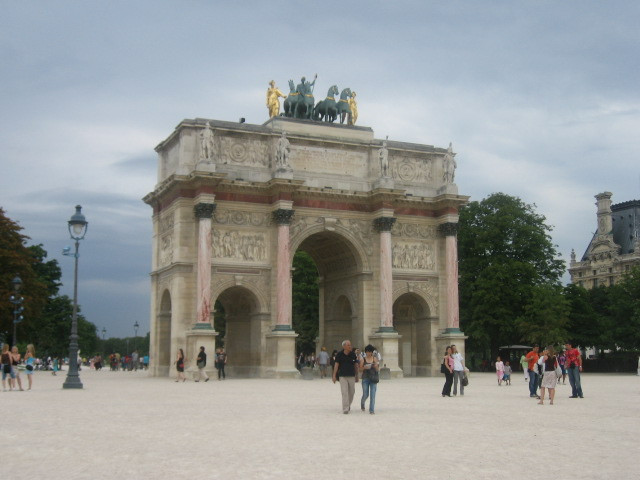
[336,88,352,124]
[313,85,339,122]
[294,75,317,120]
[283,79,299,118]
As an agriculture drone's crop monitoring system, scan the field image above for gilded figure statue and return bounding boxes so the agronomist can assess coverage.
[347,91,358,125]
[266,80,287,118]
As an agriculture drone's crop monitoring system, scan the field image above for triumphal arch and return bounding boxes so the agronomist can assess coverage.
[144,111,468,378]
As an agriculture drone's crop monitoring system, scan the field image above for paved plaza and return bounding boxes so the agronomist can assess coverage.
[2,370,638,479]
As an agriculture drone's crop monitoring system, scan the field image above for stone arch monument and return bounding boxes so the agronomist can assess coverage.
[144,116,469,378]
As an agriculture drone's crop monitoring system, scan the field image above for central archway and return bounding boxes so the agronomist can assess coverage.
[294,229,365,354]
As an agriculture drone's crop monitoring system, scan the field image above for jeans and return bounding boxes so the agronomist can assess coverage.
[567,366,583,397]
[528,369,538,396]
[361,378,377,412]
[442,371,453,396]
[217,364,226,379]
[453,370,465,395]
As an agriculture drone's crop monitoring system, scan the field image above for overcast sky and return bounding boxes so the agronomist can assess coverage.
[1,1,639,338]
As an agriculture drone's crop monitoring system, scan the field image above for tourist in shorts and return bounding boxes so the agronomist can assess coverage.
[24,344,36,390]
[316,346,330,378]
[1,344,16,391]
[10,346,24,391]
[175,348,186,382]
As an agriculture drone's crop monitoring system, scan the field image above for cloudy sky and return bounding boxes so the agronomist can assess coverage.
[2,1,639,338]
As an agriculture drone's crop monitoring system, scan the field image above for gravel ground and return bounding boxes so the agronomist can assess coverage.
[2,369,638,479]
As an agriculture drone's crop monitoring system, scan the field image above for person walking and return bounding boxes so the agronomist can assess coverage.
[316,347,330,379]
[195,346,209,382]
[495,356,505,386]
[1,344,15,391]
[520,353,529,382]
[175,348,186,382]
[24,344,36,390]
[11,346,24,391]
[451,344,466,396]
[564,342,584,398]
[538,346,559,405]
[441,346,454,397]
[332,340,360,414]
[215,348,227,380]
[557,350,567,384]
[525,345,540,398]
[359,344,379,414]
[503,361,512,385]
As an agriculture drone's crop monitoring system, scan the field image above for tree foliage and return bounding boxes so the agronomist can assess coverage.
[292,251,319,353]
[458,193,566,356]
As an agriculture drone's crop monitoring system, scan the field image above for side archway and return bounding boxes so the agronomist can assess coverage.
[156,289,172,376]
[393,292,431,376]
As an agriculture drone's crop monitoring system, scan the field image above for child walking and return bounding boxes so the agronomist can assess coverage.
[503,361,512,385]
[495,356,505,385]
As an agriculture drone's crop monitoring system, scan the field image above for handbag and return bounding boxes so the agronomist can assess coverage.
[462,374,469,387]
[369,368,380,384]
[555,362,562,377]
[26,364,34,371]
[440,363,447,374]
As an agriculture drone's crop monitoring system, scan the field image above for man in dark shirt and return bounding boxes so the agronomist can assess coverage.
[195,346,209,382]
[332,340,361,414]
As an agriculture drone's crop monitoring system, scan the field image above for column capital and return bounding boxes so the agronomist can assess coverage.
[272,208,295,225]
[438,222,458,236]
[194,203,216,219]
[373,216,396,232]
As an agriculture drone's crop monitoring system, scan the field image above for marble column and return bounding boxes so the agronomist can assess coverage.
[438,222,460,333]
[373,216,397,332]
[272,208,295,330]
[194,203,216,327]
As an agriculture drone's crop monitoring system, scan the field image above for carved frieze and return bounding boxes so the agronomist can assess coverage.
[391,222,436,239]
[392,242,435,270]
[393,278,439,315]
[290,215,373,256]
[219,137,269,167]
[212,230,268,262]
[390,155,433,183]
[159,212,174,234]
[159,233,173,267]
[214,209,271,227]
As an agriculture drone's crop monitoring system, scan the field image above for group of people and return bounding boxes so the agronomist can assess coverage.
[441,344,468,397]
[331,340,380,414]
[521,342,584,404]
[105,352,149,371]
[174,346,227,382]
[1,344,36,391]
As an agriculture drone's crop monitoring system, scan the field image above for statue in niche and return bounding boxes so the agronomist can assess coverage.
[266,80,287,118]
[379,137,389,178]
[275,131,291,169]
[199,122,217,162]
[570,249,576,262]
[443,142,457,184]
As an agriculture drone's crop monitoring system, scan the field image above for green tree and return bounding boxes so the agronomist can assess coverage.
[458,193,566,357]
[611,267,640,350]
[292,251,319,353]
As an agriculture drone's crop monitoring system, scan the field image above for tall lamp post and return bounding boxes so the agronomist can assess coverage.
[62,205,88,390]
[133,321,139,352]
[9,276,24,346]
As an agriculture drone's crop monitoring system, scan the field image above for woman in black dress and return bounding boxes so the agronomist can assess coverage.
[441,346,454,397]
[175,348,186,382]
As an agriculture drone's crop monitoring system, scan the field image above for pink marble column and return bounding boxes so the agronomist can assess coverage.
[194,203,216,327]
[439,222,460,332]
[374,217,397,331]
[273,209,295,330]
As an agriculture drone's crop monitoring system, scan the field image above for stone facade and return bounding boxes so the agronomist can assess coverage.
[569,192,640,289]
[144,117,468,378]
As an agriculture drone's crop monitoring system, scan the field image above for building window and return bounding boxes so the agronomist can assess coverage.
[578,271,583,277]
[578,281,583,288]
[593,278,598,288]
[609,277,614,286]
[593,270,597,276]
[626,265,630,272]
[609,268,612,273]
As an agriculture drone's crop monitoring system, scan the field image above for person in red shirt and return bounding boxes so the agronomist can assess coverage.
[525,345,540,398]
[564,342,584,398]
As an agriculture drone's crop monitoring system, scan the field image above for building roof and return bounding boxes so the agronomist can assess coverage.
[611,199,640,255]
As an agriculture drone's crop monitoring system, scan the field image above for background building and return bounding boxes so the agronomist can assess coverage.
[569,192,640,288]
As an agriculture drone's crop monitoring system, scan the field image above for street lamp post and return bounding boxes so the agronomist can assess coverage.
[62,205,88,390]
[9,276,24,346]
[133,321,139,351]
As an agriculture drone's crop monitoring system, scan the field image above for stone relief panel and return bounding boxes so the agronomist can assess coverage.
[391,221,436,240]
[214,208,272,227]
[159,212,174,234]
[212,230,268,263]
[219,137,269,167]
[390,155,433,183]
[392,242,435,270]
[291,146,368,177]
[159,233,173,267]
